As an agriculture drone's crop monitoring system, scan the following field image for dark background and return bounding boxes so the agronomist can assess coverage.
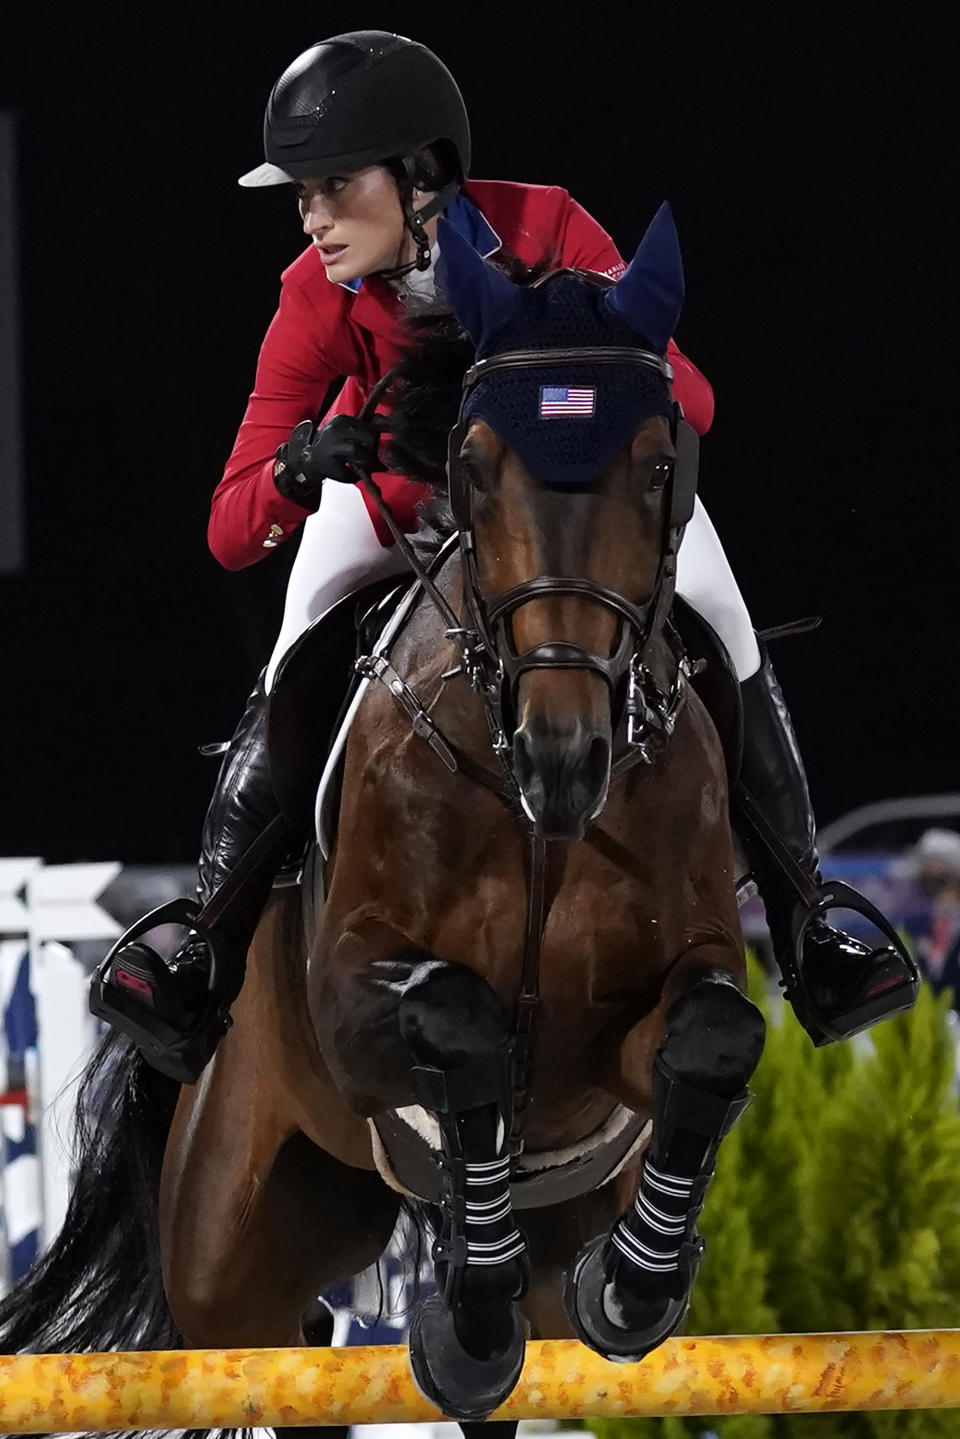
[0,0,954,863]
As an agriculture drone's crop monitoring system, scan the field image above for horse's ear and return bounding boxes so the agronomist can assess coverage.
[604,202,684,354]
[436,218,525,350]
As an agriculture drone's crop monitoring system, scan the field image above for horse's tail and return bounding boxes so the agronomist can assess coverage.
[0,1029,180,1355]
[0,1031,273,1439]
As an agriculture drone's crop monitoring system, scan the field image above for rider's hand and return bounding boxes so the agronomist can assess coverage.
[273,413,387,510]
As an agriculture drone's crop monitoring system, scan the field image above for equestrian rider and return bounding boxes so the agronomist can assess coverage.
[92,31,917,1083]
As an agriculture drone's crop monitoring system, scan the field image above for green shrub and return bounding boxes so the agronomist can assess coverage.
[582,963,960,1439]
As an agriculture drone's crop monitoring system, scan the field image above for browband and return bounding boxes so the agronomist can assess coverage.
[461,346,673,398]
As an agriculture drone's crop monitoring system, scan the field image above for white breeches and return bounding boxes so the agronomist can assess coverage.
[264,483,761,692]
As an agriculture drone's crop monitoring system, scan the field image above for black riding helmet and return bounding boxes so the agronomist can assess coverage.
[239,31,471,274]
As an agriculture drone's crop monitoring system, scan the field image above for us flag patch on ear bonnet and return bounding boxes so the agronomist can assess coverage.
[539,386,596,418]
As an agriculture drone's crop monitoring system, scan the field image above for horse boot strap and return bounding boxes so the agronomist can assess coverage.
[410,1051,524,1310]
[649,1052,752,1154]
[603,1053,752,1289]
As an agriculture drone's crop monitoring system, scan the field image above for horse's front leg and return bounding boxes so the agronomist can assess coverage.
[566,950,765,1361]
[312,930,527,1421]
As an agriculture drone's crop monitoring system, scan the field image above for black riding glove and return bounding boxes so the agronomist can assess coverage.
[273,413,386,511]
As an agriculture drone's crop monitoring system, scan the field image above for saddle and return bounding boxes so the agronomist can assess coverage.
[266,576,411,840]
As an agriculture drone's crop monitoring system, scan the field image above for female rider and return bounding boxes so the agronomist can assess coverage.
[93,30,916,1083]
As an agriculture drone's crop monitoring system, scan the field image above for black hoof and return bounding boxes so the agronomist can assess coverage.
[408,1293,525,1421]
[563,1235,692,1364]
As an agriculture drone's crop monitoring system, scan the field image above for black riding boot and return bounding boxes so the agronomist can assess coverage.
[736,646,918,1045]
[90,677,288,1083]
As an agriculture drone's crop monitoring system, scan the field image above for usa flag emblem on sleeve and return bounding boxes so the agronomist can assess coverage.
[539,386,596,418]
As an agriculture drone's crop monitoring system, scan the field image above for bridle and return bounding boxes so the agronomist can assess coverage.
[358,334,701,795]
[445,344,701,776]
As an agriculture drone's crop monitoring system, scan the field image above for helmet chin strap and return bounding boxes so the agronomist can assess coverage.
[377,155,460,282]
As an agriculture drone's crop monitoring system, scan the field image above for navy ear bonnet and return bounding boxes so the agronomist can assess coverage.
[436,202,685,488]
[461,275,674,487]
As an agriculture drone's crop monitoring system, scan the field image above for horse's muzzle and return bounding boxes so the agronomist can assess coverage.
[513,716,612,841]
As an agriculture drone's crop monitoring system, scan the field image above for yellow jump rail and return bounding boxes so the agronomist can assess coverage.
[2,1331,959,1432]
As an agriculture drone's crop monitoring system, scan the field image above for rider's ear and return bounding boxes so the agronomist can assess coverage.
[604,202,684,355]
[436,218,525,351]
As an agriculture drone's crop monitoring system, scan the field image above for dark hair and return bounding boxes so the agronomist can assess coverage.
[386,140,460,195]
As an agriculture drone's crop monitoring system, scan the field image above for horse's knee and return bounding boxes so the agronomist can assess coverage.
[661,971,765,1095]
[329,951,509,1108]
[396,958,509,1069]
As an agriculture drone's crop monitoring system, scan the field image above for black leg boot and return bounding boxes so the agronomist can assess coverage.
[736,645,918,1045]
[407,1053,528,1421]
[566,1056,752,1361]
[90,677,289,1083]
[566,974,763,1362]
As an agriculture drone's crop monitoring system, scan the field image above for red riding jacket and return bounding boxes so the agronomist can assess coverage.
[209,180,715,570]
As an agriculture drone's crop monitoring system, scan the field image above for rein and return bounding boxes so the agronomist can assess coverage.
[353,345,701,1153]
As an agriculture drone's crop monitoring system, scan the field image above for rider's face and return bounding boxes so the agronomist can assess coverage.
[296,166,429,282]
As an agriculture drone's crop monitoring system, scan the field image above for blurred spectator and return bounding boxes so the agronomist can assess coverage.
[898,829,960,1007]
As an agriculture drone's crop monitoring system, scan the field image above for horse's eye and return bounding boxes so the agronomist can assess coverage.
[461,456,486,492]
[649,459,673,492]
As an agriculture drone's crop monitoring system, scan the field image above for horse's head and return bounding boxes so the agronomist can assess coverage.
[436,206,697,841]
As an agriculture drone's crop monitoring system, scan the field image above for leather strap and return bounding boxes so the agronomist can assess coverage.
[195,814,289,931]
[734,783,821,909]
[509,833,551,1156]
[462,346,674,391]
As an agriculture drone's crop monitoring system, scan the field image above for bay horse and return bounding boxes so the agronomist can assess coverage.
[0,205,765,1429]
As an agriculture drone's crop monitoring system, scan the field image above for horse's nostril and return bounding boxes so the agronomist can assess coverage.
[513,729,535,792]
[513,724,610,820]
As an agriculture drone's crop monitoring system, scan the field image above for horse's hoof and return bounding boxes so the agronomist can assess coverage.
[408,1293,525,1421]
[563,1235,691,1364]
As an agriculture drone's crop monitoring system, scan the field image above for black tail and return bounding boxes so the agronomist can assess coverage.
[0,1030,180,1355]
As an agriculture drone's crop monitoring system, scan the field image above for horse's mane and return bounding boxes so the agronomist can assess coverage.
[383,314,474,494]
[385,252,551,535]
